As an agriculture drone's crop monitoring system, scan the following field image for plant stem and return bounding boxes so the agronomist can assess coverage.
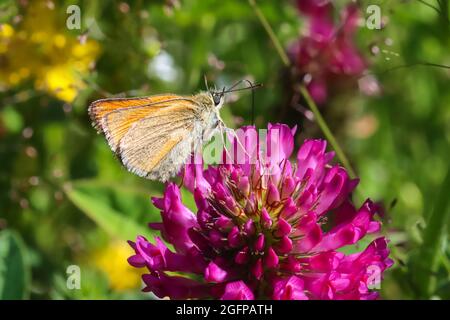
[299,86,357,179]
[248,0,290,67]
[416,165,450,297]
[248,0,357,179]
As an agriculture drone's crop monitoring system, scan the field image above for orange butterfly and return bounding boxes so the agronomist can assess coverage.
[88,81,260,182]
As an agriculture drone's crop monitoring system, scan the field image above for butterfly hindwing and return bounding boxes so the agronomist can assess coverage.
[118,111,198,180]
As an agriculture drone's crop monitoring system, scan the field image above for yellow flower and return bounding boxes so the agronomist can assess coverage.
[0,0,100,102]
[36,65,84,103]
[93,241,143,292]
[0,23,14,38]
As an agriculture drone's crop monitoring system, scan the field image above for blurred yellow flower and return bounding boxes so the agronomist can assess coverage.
[0,1,100,102]
[93,241,143,292]
[36,65,84,103]
[0,23,14,38]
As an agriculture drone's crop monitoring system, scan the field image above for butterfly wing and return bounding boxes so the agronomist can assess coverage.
[89,95,201,181]
[118,109,199,180]
[89,95,198,152]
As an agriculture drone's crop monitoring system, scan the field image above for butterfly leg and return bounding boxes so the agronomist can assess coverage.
[217,121,234,164]
[178,166,186,188]
[222,126,253,162]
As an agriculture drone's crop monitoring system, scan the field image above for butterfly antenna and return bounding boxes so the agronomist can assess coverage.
[251,84,255,125]
[242,79,256,125]
[222,81,262,94]
[227,79,245,92]
[223,79,261,125]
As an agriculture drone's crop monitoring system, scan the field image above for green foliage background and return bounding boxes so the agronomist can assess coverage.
[0,0,449,299]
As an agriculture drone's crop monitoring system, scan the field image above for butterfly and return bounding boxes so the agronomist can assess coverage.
[88,80,260,182]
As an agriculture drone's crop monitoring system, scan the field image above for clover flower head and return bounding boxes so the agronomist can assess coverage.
[128,124,392,300]
[291,0,367,103]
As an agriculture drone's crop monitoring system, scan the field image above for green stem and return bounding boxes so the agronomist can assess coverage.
[438,0,449,25]
[299,86,357,179]
[248,0,290,67]
[416,165,450,297]
[248,0,357,179]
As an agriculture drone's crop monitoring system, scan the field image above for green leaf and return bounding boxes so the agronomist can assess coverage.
[1,105,23,134]
[64,180,159,241]
[0,230,31,300]
[0,1,18,24]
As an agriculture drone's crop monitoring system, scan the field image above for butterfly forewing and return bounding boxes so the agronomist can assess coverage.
[88,95,202,180]
[89,95,180,126]
[90,96,195,145]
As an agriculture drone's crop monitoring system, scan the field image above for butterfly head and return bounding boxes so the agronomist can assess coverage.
[206,80,262,110]
[209,88,226,109]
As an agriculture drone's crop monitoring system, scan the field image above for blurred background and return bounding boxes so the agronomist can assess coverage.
[0,0,449,299]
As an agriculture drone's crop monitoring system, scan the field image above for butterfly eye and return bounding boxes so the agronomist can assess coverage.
[213,94,222,106]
